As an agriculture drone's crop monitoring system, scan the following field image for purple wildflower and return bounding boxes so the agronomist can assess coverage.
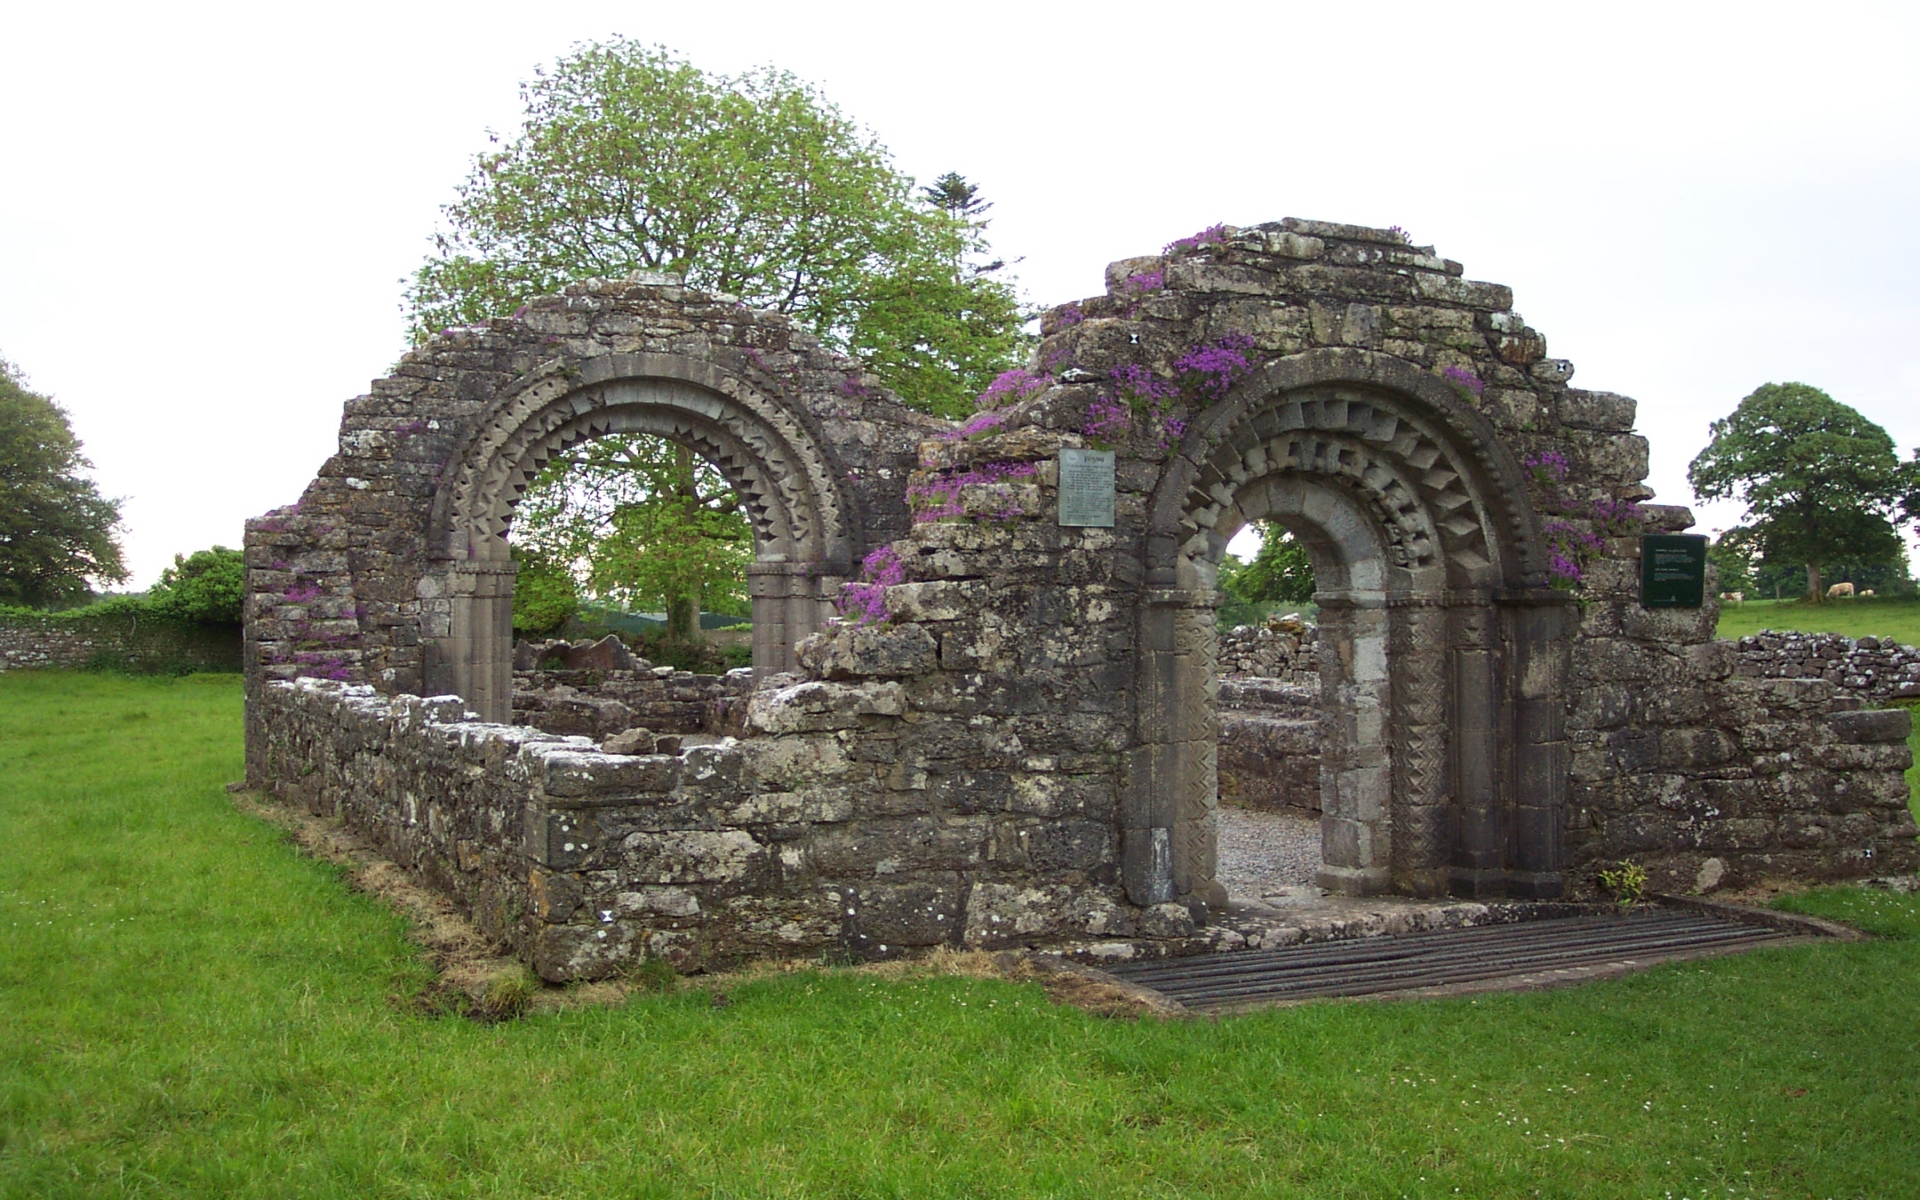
[1174,334,1255,400]
[1054,303,1085,328]
[1165,224,1227,254]
[1123,271,1165,295]
[1525,450,1570,482]
[1441,365,1486,399]
[975,368,1051,411]
[1083,398,1133,445]
[941,410,1012,440]
[835,544,906,625]
[907,461,1039,523]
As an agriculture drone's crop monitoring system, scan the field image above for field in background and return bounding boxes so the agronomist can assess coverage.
[4,672,1920,1197]
[1715,594,1920,646]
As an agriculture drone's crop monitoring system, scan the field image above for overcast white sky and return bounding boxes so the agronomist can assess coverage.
[3,0,1916,587]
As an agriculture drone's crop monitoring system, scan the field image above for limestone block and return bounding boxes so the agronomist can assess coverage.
[799,623,938,680]
[1558,390,1638,431]
[746,680,905,734]
[617,829,766,887]
[1828,708,1912,744]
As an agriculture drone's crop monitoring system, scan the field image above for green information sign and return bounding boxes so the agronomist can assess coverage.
[1640,534,1708,608]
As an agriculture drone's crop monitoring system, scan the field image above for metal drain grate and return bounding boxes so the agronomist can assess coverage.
[1102,909,1801,1010]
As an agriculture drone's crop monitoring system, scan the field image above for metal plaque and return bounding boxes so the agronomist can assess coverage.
[1640,534,1707,608]
[1057,448,1116,528]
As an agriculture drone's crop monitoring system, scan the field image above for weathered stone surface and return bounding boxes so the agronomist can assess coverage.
[245,217,1919,983]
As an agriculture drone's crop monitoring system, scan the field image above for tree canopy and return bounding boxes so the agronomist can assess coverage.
[405,39,1028,419]
[1688,383,1917,600]
[147,546,245,625]
[1218,523,1316,627]
[0,356,126,608]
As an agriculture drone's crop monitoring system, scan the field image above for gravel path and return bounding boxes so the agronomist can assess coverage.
[1216,806,1323,898]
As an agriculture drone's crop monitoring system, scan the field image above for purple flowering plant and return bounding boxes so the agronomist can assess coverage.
[974,368,1051,411]
[1441,365,1486,399]
[907,461,1039,523]
[1165,224,1227,254]
[834,544,905,626]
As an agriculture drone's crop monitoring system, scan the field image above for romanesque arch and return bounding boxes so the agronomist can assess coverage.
[1134,348,1574,907]
[423,351,859,720]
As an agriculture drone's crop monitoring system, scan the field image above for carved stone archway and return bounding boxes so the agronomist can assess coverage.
[1135,349,1574,907]
[423,352,858,720]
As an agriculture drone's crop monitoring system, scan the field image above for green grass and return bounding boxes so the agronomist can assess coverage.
[5,673,1920,1197]
[1714,593,1920,646]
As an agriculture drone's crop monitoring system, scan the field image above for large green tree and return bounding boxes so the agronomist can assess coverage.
[1688,383,1917,601]
[0,356,126,608]
[405,39,1027,419]
[1218,523,1316,627]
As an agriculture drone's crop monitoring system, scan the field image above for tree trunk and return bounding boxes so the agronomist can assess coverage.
[1807,562,1822,603]
[662,445,702,643]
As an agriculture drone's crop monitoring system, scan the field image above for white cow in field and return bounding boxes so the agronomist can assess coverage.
[1719,591,1744,604]
[1827,581,1855,599]
[1863,589,1876,597]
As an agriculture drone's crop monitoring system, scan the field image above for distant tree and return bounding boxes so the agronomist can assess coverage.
[1705,532,1755,595]
[0,356,126,608]
[510,437,750,643]
[1217,523,1316,626]
[406,40,1028,419]
[1688,383,1917,601]
[148,546,244,624]
[509,546,580,638]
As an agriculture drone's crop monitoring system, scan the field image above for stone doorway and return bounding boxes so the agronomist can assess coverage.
[1133,353,1574,911]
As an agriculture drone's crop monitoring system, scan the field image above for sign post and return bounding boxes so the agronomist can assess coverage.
[1057,449,1116,528]
[1640,534,1708,608]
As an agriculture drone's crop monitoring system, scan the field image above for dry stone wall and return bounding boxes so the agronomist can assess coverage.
[0,612,241,675]
[1733,631,1920,703]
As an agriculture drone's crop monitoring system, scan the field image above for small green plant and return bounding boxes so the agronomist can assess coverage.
[475,966,538,1020]
[1597,860,1649,905]
[632,956,679,993]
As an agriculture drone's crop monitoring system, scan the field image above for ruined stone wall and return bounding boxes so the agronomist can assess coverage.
[248,216,1918,969]
[0,612,241,675]
[248,422,1210,979]
[1216,679,1321,813]
[243,275,943,699]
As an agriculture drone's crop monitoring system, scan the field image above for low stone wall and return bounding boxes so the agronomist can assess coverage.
[1217,680,1321,813]
[0,612,241,675]
[1733,631,1920,702]
[247,673,1176,982]
[1569,635,1916,894]
[1218,618,1320,686]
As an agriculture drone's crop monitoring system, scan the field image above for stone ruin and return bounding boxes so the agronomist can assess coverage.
[243,219,1917,980]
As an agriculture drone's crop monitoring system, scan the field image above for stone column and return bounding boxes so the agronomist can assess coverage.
[1314,592,1393,895]
[424,561,517,724]
[1389,598,1451,897]
[1505,591,1574,898]
[1448,598,1506,897]
[1126,588,1219,907]
[749,561,850,675]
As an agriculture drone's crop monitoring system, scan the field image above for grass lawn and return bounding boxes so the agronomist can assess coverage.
[1714,594,1920,647]
[5,673,1920,1198]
